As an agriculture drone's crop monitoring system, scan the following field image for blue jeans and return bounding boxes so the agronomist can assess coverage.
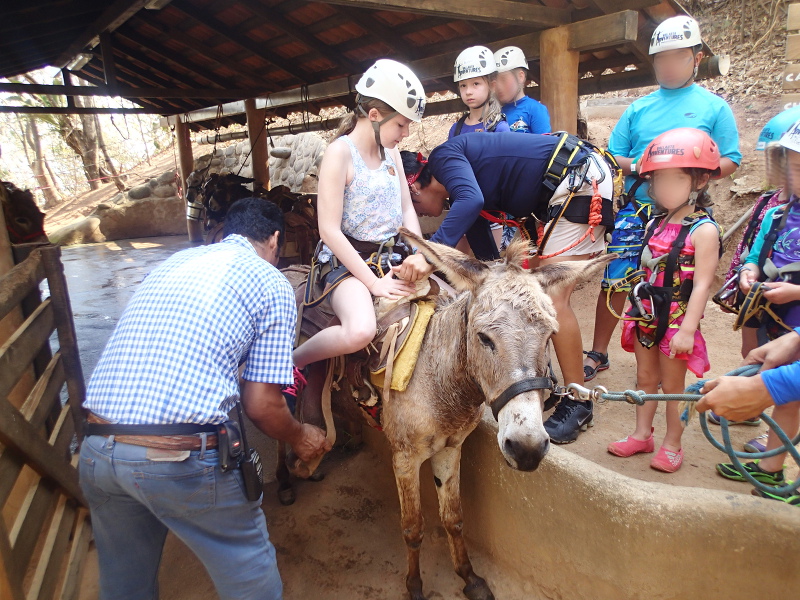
[79,435,282,600]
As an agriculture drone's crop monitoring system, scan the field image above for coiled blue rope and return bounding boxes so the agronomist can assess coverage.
[578,364,800,496]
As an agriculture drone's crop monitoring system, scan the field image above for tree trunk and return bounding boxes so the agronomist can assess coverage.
[94,114,125,191]
[24,117,62,208]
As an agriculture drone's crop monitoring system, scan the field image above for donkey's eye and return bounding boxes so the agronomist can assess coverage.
[15,217,30,226]
[477,332,495,351]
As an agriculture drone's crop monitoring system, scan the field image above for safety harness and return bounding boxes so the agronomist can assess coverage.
[718,199,800,338]
[453,112,504,136]
[607,209,721,348]
[535,132,622,259]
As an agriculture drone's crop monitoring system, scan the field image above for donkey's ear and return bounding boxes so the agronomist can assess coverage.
[532,253,618,292]
[400,227,488,292]
[504,236,534,269]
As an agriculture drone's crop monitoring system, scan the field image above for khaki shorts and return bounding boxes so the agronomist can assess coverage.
[538,150,613,258]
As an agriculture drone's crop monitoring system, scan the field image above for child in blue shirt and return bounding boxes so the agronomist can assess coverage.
[582,16,741,383]
[493,46,550,134]
[449,45,509,139]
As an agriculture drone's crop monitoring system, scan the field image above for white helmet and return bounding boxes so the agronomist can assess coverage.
[494,46,528,73]
[454,46,495,82]
[649,16,702,55]
[355,59,426,122]
[780,118,800,153]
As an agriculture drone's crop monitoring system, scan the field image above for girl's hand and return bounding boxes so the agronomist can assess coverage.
[739,267,756,292]
[669,328,695,358]
[392,254,433,283]
[368,272,416,300]
[761,281,800,304]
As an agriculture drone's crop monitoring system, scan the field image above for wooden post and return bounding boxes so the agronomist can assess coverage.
[175,118,202,242]
[245,98,270,189]
[539,25,580,134]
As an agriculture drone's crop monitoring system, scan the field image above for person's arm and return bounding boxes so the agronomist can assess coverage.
[317,140,414,299]
[739,208,777,291]
[241,381,329,461]
[531,103,551,134]
[390,147,431,282]
[240,282,330,461]
[698,327,800,419]
[669,223,719,357]
[608,107,634,175]
[712,102,741,178]
[429,151,486,247]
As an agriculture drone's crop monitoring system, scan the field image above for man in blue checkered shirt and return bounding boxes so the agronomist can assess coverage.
[80,198,329,600]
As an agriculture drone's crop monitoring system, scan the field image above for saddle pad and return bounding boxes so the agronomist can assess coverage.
[370,300,436,392]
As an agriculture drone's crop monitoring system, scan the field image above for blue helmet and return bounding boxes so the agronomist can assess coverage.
[757,106,800,150]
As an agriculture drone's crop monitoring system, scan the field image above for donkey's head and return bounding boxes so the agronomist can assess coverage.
[1,181,47,244]
[401,228,614,471]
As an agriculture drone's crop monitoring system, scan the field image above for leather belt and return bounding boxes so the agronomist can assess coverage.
[85,413,219,450]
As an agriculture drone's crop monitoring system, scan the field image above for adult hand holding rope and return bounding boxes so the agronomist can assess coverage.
[698,329,800,420]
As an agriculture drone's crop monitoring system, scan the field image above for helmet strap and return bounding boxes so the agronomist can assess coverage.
[358,103,398,162]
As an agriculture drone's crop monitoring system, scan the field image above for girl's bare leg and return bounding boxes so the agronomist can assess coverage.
[293,277,376,369]
[632,340,660,441]
[759,404,800,473]
[658,351,689,452]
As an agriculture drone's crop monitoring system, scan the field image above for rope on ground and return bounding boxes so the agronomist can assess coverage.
[567,363,800,496]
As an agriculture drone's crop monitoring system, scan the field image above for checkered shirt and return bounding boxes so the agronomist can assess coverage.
[84,234,296,424]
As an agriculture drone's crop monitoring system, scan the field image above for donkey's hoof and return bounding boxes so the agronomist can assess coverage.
[309,470,325,482]
[463,578,494,600]
[278,486,296,506]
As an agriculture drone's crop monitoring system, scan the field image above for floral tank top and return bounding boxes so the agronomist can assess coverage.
[318,135,402,262]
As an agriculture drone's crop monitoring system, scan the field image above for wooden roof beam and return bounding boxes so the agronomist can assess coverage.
[0,106,161,115]
[55,0,150,68]
[169,0,310,84]
[237,0,363,75]
[115,30,241,90]
[0,82,267,100]
[81,63,191,112]
[131,17,277,90]
[167,10,639,126]
[312,0,571,27]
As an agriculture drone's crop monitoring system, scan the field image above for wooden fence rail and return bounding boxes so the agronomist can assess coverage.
[0,240,92,600]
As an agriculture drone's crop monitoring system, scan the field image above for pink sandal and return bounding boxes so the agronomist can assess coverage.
[607,428,655,457]
[650,446,684,473]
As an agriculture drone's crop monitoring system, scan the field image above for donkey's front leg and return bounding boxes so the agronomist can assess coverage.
[393,452,427,600]
[431,446,495,600]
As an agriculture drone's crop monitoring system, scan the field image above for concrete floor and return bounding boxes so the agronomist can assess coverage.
[62,234,528,600]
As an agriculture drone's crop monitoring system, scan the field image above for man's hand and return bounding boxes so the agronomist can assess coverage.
[743,330,800,371]
[290,423,331,463]
[697,374,774,421]
[392,253,433,283]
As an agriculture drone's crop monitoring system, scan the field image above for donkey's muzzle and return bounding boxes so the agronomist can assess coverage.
[503,436,550,471]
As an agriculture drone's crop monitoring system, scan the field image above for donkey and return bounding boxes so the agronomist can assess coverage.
[1,181,48,244]
[280,228,615,600]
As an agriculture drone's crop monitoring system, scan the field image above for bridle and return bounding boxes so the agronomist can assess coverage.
[491,377,554,421]
[3,210,46,243]
[461,294,556,421]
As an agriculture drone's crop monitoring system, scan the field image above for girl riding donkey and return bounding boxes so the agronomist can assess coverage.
[283,59,433,455]
[607,128,722,473]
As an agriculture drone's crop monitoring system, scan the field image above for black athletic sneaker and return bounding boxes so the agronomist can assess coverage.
[544,398,593,444]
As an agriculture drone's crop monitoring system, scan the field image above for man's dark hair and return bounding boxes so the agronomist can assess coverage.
[223,197,285,246]
[400,150,432,189]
